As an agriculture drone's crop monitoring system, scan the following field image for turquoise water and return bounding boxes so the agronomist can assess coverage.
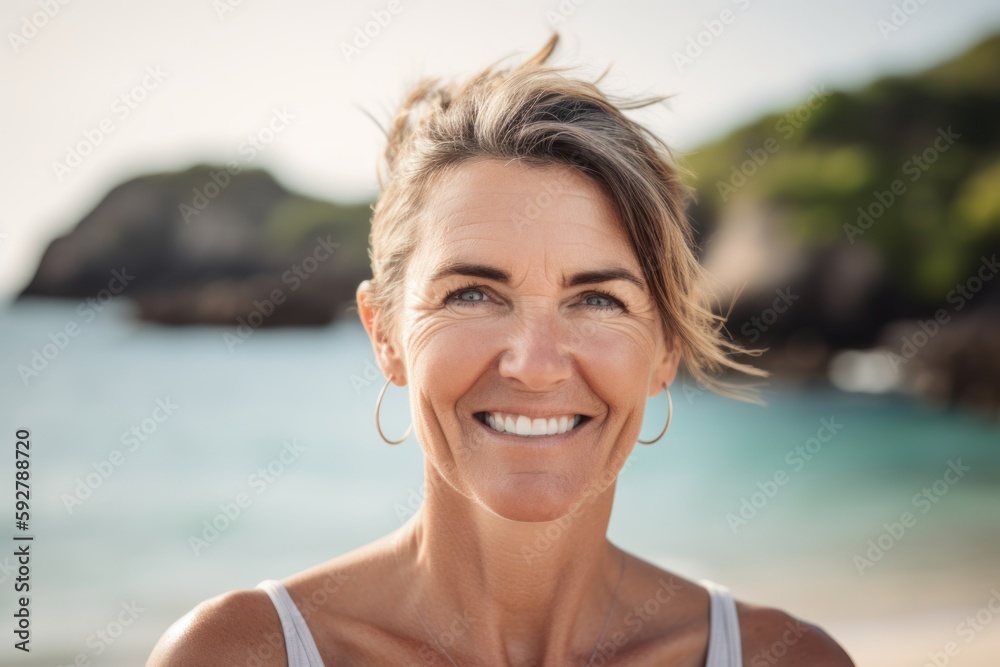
[1,300,998,665]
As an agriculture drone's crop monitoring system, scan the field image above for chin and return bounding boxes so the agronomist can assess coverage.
[472,474,593,523]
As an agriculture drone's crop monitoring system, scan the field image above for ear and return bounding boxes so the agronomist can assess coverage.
[356,280,408,386]
[650,331,682,397]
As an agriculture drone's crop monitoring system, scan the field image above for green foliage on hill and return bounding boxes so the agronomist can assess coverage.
[684,34,1000,304]
[263,195,372,259]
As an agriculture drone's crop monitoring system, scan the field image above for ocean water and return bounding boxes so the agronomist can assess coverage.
[1,299,998,666]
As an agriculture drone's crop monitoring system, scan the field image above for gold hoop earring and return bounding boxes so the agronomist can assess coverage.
[375,375,412,445]
[637,385,673,445]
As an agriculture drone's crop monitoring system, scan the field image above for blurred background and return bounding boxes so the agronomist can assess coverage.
[2,0,1000,665]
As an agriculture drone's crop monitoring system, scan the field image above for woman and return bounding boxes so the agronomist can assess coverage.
[148,34,855,666]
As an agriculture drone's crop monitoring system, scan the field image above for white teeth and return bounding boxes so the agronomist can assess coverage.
[516,416,532,436]
[481,412,584,437]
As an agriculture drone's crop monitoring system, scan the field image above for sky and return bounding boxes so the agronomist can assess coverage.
[3,0,1000,301]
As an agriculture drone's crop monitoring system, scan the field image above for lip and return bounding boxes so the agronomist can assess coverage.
[473,411,593,444]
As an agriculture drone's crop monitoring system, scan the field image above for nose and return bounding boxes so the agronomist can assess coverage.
[497,305,573,390]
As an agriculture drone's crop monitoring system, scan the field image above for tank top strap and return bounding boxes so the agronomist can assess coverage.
[254,576,739,666]
[698,578,743,667]
[256,579,326,667]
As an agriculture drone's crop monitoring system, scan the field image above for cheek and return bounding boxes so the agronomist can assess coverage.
[407,317,490,417]
[575,324,657,403]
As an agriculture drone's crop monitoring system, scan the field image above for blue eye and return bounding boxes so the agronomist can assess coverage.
[584,292,621,310]
[578,288,628,313]
[444,283,489,307]
[452,288,487,304]
[443,283,627,313]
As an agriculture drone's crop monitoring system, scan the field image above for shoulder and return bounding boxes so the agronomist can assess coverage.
[146,587,286,667]
[735,600,856,666]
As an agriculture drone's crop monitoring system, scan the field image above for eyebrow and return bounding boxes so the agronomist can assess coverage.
[428,261,646,290]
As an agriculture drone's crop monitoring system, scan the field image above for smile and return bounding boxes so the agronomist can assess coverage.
[473,412,592,438]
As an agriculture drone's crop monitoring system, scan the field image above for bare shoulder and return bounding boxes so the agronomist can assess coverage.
[736,599,856,666]
[596,550,855,666]
[280,530,404,623]
[145,588,286,667]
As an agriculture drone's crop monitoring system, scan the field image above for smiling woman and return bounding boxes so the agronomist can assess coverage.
[147,31,855,667]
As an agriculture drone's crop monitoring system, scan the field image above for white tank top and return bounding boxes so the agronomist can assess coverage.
[256,577,742,666]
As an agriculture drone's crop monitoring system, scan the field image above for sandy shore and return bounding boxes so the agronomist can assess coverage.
[721,559,1000,666]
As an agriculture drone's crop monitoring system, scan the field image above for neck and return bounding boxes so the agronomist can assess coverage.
[392,460,624,666]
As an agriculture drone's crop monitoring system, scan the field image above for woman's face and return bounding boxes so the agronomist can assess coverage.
[365,158,680,522]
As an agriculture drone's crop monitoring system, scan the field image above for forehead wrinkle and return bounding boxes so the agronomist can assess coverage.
[430,191,606,208]
[426,178,614,213]
[417,163,641,288]
[434,211,624,237]
[424,173,622,234]
[435,232,632,261]
[432,187,602,200]
[425,221,644,281]
[430,197,610,223]
[426,217,627,254]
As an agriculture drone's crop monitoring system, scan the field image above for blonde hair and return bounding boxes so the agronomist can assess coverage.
[365,32,769,404]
